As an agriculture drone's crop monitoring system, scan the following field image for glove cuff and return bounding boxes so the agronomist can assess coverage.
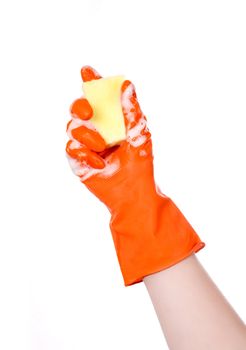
[109,194,205,286]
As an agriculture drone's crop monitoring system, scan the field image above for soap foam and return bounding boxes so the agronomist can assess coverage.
[139,149,147,157]
[121,83,149,148]
[99,158,120,178]
[67,154,120,182]
[127,116,147,147]
[127,117,147,136]
[121,83,136,123]
[67,116,97,141]
[69,140,82,149]
[67,156,89,177]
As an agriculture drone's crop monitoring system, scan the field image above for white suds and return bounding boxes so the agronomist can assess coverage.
[80,157,120,181]
[99,158,120,177]
[69,140,82,149]
[127,117,146,138]
[139,149,147,157]
[127,116,148,147]
[67,154,120,182]
[129,134,147,147]
[121,83,136,123]
[67,156,89,177]
[121,82,149,148]
[67,116,97,140]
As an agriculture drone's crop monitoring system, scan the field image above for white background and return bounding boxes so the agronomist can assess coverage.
[0,0,246,349]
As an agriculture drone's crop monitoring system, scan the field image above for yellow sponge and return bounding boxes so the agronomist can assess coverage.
[82,76,126,147]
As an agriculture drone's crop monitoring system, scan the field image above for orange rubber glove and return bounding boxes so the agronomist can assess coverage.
[66,66,205,286]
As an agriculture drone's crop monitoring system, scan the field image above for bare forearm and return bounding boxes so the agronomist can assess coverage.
[144,254,246,350]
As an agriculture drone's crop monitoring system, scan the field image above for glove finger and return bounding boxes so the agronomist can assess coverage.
[121,80,151,147]
[66,140,105,169]
[121,80,143,129]
[67,117,106,152]
[71,125,106,153]
[70,98,93,120]
[81,65,102,82]
[66,154,89,178]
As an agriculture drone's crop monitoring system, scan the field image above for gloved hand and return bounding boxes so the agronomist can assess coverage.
[66,66,205,286]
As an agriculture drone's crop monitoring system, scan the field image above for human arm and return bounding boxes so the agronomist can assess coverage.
[144,254,246,350]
